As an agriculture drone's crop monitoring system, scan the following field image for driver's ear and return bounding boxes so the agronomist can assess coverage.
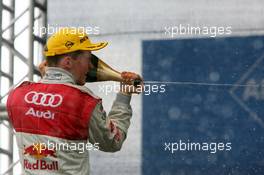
[59,56,73,70]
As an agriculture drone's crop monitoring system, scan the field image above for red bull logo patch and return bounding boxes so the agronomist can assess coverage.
[23,143,58,171]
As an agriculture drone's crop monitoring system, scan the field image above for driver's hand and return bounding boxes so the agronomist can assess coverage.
[120,71,144,95]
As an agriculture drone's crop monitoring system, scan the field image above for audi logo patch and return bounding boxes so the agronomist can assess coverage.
[24,91,63,108]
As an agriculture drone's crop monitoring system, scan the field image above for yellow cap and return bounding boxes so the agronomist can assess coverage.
[44,28,108,56]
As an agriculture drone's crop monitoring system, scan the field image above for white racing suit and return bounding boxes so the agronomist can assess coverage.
[6,67,132,175]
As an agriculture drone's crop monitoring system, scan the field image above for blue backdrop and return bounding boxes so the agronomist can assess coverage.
[142,36,264,175]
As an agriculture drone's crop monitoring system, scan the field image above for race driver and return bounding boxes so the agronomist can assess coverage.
[6,27,142,175]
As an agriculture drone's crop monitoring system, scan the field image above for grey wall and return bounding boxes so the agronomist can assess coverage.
[48,0,264,174]
[48,0,264,35]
